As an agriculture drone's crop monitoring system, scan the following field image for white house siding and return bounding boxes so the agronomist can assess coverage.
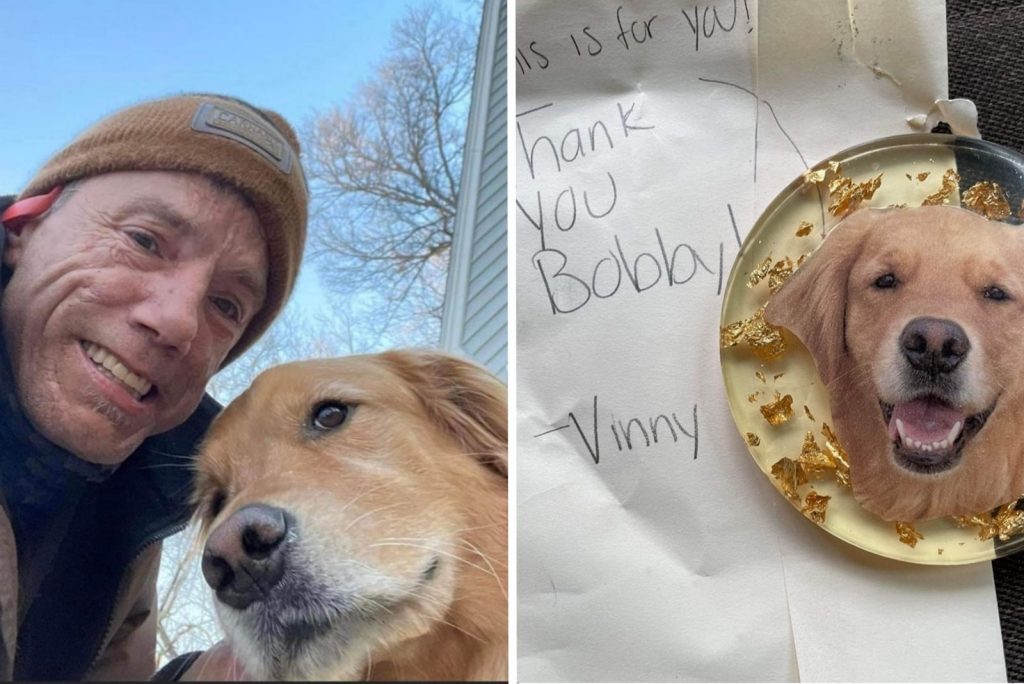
[441,0,507,381]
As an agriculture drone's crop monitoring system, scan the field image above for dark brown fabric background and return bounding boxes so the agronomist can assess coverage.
[947,0,1024,679]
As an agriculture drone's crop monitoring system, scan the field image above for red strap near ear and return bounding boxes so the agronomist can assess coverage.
[1,186,64,234]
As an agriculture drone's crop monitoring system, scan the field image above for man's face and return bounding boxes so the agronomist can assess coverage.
[1,171,268,464]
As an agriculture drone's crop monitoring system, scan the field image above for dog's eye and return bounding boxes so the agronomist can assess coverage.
[983,286,1011,302]
[873,273,898,289]
[312,402,349,431]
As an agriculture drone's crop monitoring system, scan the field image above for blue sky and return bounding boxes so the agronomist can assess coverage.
[0,0,475,318]
[0,1,436,192]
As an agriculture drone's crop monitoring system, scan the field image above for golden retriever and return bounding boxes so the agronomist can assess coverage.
[766,205,1024,521]
[193,351,507,680]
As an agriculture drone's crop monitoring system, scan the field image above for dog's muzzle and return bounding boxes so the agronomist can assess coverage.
[878,317,992,474]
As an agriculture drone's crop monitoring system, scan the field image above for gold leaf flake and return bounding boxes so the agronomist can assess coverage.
[802,491,830,524]
[953,514,993,539]
[771,457,806,502]
[962,181,1011,220]
[749,256,798,294]
[828,173,883,217]
[828,176,849,195]
[797,432,837,479]
[767,257,796,294]
[937,548,944,555]
[760,393,794,426]
[988,503,1024,539]
[895,521,924,548]
[803,168,827,184]
[720,319,746,348]
[746,256,773,288]
[746,313,786,362]
[921,168,960,206]
[905,173,912,181]
[827,161,842,174]
[755,371,767,384]
[774,373,785,381]
[917,171,931,182]
[747,392,759,403]
[821,423,852,488]
[954,500,1024,541]
[795,221,813,237]
[804,405,816,422]
[797,253,810,267]
[745,432,761,447]
[719,308,786,361]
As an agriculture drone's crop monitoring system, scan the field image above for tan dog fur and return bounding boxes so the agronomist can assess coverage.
[766,205,1024,521]
[194,351,507,680]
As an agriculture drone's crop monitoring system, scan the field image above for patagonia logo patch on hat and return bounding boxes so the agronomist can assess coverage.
[191,101,293,174]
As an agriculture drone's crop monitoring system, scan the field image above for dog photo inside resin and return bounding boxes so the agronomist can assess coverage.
[766,205,1024,522]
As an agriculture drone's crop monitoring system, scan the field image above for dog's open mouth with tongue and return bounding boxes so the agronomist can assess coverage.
[881,396,993,475]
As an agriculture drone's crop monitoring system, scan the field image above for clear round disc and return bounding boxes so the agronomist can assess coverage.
[721,134,1024,565]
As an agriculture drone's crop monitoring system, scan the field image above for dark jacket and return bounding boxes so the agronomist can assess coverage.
[3,397,218,680]
[0,194,219,680]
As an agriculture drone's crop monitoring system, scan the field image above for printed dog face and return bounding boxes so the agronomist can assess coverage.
[193,351,508,680]
[766,206,1024,521]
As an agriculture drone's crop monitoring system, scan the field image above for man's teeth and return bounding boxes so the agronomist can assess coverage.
[894,418,963,452]
[83,342,152,398]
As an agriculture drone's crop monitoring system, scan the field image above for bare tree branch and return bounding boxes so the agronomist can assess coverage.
[303,1,476,345]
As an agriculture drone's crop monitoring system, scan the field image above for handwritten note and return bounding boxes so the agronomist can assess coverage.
[516,0,1006,681]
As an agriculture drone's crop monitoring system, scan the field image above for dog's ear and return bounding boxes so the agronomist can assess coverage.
[764,209,875,385]
[383,350,508,478]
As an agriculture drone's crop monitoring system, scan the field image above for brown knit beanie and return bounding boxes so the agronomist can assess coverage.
[17,93,308,366]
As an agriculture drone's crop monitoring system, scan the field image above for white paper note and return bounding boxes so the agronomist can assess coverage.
[516,0,1004,681]
[517,2,794,680]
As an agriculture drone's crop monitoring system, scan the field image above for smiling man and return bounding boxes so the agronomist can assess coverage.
[0,94,306,680]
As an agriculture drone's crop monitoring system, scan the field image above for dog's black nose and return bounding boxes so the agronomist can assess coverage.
[900,317,970,375]
[202,503,292,610]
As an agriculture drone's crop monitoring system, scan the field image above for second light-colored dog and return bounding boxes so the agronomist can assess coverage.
[193,351,508,680]
[767,205,1024,521]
